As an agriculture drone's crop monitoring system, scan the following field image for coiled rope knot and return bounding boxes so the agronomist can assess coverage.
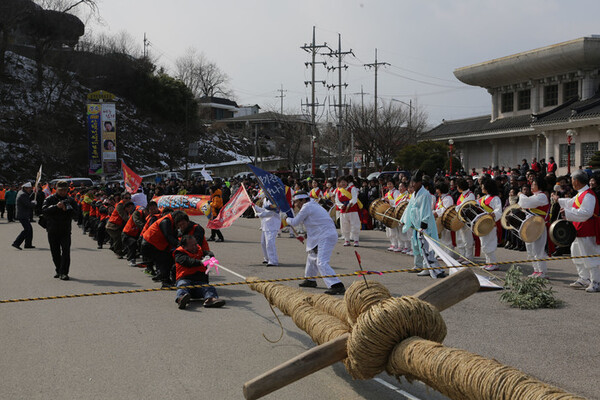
[343,282,447,380]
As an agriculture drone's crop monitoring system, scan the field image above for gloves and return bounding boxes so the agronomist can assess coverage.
[420,222,428,230]
[205,251,215,258]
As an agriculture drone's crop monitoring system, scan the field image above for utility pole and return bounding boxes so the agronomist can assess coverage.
[276,84,287,115]
[352,85,370,114]
[301,26,328,176]
[327,33,353,176]
[143,33,150,58]
[364,48,389,156]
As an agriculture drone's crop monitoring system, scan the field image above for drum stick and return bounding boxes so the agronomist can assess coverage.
[374,211,402,224]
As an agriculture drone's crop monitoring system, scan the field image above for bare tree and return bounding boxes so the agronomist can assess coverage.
[346,100,428,170]
[175,48,232,98]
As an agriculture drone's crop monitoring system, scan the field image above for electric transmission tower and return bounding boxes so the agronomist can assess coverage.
[301,26,328,176]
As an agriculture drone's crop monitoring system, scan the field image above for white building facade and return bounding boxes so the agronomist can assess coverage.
[427,36,600,175]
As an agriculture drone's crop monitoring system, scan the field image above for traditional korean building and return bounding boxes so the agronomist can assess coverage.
[426,36,600,175]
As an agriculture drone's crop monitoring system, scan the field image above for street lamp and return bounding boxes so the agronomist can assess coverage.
[566,129,575,175]
[448,139,454,175]
[391,98,414,131]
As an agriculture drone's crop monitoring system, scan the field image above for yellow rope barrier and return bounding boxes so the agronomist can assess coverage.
[1,253,597,304]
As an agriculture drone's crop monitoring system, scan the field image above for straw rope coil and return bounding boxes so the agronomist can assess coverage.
[248,278,585,400]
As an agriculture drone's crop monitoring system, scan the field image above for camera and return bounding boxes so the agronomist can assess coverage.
[61,200,73,211]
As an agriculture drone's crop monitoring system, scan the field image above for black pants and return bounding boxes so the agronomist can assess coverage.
[6,204,15,222]
[210,229,224,240]
[97,219,107,247]
[0,200,5,217]
[48,231,71,276]
[14,218,33,247]
[107,227,124,256]
[141,241,173,283]
[122,233,138,262]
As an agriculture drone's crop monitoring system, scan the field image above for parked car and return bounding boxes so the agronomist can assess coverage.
[49,177,94,187]
[366,170,411,182]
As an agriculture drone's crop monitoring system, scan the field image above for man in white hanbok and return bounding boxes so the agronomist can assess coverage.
[286,192,346,295]
[557,171,600,292]
[253,198,280,266]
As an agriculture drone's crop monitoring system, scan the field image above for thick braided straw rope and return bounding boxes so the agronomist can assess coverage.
[247,278,584,400]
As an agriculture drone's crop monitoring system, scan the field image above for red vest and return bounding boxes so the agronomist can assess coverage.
[547,162,557,173]
[337,184,360,213]
[123,207,145,238]
[175,245,207,281]
[141,213,161,236]
[572,189,599,238]
[108,200,126,227]
[143,214,174,251]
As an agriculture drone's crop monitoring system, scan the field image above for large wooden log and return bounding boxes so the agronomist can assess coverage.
[243,268,480,400]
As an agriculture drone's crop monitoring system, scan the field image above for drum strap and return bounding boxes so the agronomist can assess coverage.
[479,196,494,213]
[529,208,547,216]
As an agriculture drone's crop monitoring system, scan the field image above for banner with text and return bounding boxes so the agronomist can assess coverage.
[101,103,118,174]
[87,104,102,175]
[152,195,211,216]
[206,186,252,229]
[121,160,142,194]
[247,164,293,217]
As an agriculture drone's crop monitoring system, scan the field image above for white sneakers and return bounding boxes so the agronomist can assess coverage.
[569,278,591,289]
[585,281,600,293]
[482,264,499,271]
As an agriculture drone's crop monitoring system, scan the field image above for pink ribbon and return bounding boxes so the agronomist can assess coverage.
[203,257,220,275]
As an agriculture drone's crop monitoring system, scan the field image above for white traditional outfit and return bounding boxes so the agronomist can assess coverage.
[518,191,549,277]
[400,185,444,279]
[455,189,475,261]
[384,188,401,251]
[478,194,503,270]
[254,198,280,266]
[286,197,343,289]
[558,185,600,291]
[396,190,412,253]
[434,193,455,251]
[335,183,361,246]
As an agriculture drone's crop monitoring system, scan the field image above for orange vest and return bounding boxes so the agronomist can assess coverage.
[141,213,161,236]
[0,189,5,201]
[572,189,599,239]
[174,244,207,281]
[143,214,174,251]
[108,200,126,227]
[123,207,145,238]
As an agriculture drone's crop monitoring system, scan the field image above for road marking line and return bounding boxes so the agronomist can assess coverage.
[373,377,423,400]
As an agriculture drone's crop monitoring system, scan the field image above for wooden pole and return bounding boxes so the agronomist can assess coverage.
[243,268,480,400]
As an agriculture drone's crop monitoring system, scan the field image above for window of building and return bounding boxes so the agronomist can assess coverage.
[544,85,558,107]
[582,142,599,166]
[500,92,514,113]
[563,81,579,102]
[559,143,575,167]
[517,89,531,110]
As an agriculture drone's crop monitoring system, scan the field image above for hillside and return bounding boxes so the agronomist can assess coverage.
[0,50,253,183]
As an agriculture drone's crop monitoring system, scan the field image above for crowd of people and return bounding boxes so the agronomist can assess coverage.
[2,157,599,306]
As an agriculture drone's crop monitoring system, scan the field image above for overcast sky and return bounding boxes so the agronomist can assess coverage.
[88,0,600,127]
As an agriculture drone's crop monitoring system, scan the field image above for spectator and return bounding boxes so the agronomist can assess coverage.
[12,182,36,250]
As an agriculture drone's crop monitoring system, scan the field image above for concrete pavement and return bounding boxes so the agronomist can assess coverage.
[0,216,598,399]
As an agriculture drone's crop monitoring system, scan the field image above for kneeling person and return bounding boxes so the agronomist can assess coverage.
[174,235,225,309]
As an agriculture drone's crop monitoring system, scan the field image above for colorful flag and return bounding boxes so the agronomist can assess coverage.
[201,167,213,181]
[207,185,252,229]
[152,195,211,216]
[42,183,51,198]
[121,160,142,194]
[247,164,293,217]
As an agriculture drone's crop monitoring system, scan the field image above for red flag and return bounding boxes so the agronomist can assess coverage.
[207,185,252,229]
[121,160,142,194]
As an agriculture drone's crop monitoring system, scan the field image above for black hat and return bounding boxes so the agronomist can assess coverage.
[411,170,423,183]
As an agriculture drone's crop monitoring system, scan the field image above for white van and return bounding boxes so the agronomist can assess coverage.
[49,177,94,187]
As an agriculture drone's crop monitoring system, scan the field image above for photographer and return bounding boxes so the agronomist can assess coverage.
[42,180,79,280]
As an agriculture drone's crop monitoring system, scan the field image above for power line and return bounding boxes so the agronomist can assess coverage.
[364,48,389,140]
[276,84,287,114]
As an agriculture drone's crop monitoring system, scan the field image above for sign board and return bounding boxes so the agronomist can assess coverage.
[87,90,116,101]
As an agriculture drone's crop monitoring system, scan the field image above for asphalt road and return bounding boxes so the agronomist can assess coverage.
[1,215,598,400]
